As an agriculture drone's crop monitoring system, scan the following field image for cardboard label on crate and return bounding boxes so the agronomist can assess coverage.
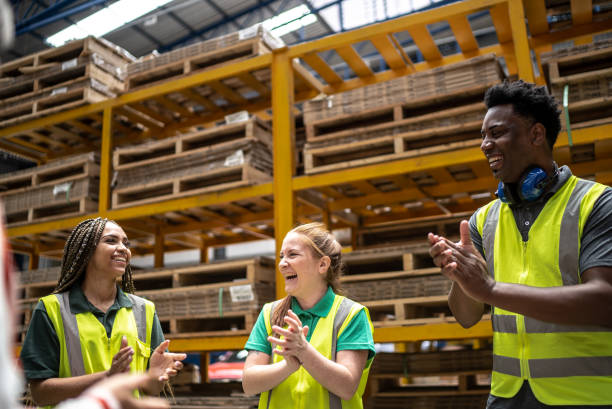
[224,150,244,167]
[238,25,260,40]
[225,110,249,124]
[61,58,78,70]
[51,87,68,96]
[230,284,254,302]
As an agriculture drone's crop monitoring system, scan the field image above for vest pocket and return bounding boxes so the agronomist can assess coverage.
[132,337,151,373]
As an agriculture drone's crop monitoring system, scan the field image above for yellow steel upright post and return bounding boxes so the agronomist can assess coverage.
[99,107,113,215]
[508,0,534,82]
[271,47,296,300]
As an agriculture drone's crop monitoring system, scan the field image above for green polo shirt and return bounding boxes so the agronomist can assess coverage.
[245,287,375,360]
[20,285,165,380]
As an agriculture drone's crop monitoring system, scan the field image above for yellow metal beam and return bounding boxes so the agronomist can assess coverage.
[335,44,374,77]
[7,183,273,237]
[530,22,612,49]
[523,0,549,35]
[272,48,295,300]
[99,107,112,214]
[300,52,343,85]
[289,0,507,58]
[166,335,249,352]
[324,44,504,94]
[571,0,593,25]
[507,0,534,82]
[489,3,512,43]
[370,34,409,71]
[447,14,479,53]
[374,320,492,343]
[408,24,443,62]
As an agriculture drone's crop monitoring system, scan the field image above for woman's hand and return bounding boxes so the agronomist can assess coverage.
[268,310,309,363]
[107,336,133,376]
[148,340,187,382]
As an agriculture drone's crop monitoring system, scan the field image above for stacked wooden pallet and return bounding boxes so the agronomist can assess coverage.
[16,257,276,340]
[0,152,99,226]
[367,349,492,409]
[0,37,133,127]
[541,38,612,128]
[341,244,474,327]
[111,117,272,208]
[125,25,283,91]
[135,257,275,338]
[302,54,505,174]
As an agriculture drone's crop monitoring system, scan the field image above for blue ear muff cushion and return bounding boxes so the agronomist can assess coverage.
[497,181,509,203]
[520,167,548,202]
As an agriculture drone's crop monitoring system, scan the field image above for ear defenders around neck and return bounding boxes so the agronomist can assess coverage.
[497,166,553,205]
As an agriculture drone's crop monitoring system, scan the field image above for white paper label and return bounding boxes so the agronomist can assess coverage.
[53,181,73,196]
[61,58,78,70]
[230,284,254,302]
[51,87,67,96]
[224,150,244,167]
[238,25,259,40]
[225,110,249,124]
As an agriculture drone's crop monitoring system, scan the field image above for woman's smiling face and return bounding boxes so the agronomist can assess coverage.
[279,232,327,300]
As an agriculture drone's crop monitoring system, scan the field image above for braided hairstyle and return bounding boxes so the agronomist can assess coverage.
[53,217,135,294]
[271,222,344,328]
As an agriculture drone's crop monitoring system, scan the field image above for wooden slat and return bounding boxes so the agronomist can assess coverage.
[114,106,163,131]
[447,14,479,53]
[26,130,70,149]
[208,80,249,105]
[0,139,45,162]
[152,96,192,117]
[522,0,549,35]
[370,34,407,70]
[490,3,512,43]
[300,52,343,85]
[408,24,443,61]
[179,89,221,113]
[571,0,593,25]
[129,102,174,123]
[335,44,374,77]
[237,72,270,97]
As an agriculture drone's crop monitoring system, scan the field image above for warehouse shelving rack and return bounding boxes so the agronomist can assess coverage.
[4,0,612,352]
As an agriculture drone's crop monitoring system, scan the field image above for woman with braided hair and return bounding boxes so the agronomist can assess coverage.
[242,222,375,409]
[20,217,186,407]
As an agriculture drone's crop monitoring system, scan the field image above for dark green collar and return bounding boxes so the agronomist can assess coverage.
[68,284,132,314]
[291,286,335,318]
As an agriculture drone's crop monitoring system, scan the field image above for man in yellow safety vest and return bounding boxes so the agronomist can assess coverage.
[428,80,612,408]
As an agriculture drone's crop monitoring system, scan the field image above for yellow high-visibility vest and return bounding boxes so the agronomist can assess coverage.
[258,294,373,409]
[41,291,155,407]
[476,176,612,405]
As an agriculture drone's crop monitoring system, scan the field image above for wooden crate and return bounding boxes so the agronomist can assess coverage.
[0,152,99,226]
[541,39,612,128]
[303,101,486,174]
[112,121,272,208]
[0,78,114,128]
[0,36,134,80]
[125,25,283,91]
[367,349,491,409]
[303,54,503,126]
[136,257,276,338]
[338,245,461,327]
[0,55,125,101]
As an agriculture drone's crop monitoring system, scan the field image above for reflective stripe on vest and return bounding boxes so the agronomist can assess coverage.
[478,176,612,405]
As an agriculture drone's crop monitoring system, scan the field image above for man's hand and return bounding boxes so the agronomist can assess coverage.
[430,220,494,303]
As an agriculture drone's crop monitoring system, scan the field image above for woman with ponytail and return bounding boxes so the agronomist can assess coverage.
[20,218,186,407]
[242,222,375,409]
